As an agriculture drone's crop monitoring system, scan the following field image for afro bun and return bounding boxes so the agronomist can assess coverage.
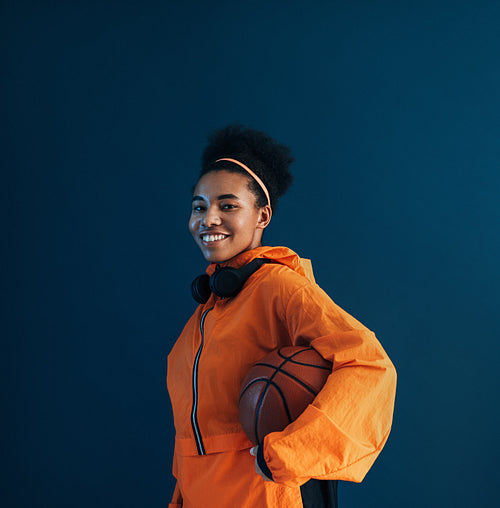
[200,124,294,210]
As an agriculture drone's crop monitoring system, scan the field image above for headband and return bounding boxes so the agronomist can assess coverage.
[215,158,271,208]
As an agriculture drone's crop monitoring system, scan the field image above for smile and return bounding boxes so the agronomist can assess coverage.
[201,234,229,243]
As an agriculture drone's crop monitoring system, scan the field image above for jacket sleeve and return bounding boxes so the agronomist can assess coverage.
[169,448,183,507]
[168,482,182,507]
[262,282,397,487]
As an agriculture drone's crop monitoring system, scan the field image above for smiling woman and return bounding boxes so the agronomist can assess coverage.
[166,125,397,508]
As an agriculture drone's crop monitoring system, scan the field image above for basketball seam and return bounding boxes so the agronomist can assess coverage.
[253,378,292,444]
[253,362,321,397]
[277,347,331,371]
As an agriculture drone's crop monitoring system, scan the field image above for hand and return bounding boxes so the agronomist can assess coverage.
[250,446,273,482]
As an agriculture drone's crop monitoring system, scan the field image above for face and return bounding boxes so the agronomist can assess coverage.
[189,170,272,263]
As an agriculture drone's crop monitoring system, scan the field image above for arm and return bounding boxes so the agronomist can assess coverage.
[262,282,397,487]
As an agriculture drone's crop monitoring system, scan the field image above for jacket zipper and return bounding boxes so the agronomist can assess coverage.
[191,306,214,455]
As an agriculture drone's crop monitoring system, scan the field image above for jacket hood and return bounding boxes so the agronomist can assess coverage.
[206,245,315,283]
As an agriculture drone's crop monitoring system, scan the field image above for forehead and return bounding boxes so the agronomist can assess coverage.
[193,170,253,198]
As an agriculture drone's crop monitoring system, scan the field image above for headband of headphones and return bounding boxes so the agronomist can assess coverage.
[191,258,271,304]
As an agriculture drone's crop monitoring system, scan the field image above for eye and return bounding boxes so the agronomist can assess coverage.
[221,203,237,210]
[192,204,206,212]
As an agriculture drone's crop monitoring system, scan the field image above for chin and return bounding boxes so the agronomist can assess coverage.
[202,249,230,264]
[198,241,254,264]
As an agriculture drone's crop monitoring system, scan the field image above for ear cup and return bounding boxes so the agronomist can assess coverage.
[191,274,211,304]
[191,258,271,303]
[209,267,243,298]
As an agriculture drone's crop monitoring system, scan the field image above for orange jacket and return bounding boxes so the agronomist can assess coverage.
[167,246,396,507]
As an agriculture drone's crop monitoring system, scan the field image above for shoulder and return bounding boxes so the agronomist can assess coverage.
[259,263,342,317]
[255,262,315,298]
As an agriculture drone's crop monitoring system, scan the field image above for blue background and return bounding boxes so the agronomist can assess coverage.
[2,1,499,507]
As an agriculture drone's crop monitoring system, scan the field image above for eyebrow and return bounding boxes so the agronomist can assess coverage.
[192,193,240,202]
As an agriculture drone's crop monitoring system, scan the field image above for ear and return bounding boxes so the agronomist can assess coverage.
[256,205,272,230]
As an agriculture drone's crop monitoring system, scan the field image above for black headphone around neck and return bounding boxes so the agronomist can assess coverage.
[191,258,271,304]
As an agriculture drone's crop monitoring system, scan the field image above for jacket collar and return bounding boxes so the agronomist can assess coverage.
[205,246,315,283]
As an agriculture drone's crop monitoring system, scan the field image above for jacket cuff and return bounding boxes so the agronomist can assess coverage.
[257,444,274,481]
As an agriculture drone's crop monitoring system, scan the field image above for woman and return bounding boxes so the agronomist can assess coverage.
[167,125,397,507]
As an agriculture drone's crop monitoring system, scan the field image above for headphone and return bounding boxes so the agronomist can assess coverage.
[191,258,271,304]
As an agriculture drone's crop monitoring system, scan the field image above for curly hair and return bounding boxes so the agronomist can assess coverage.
[199,124,294,210]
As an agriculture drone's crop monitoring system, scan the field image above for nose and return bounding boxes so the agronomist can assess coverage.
[202,205,222,227]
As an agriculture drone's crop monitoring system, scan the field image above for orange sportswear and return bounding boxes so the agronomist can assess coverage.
[167,246,397,507]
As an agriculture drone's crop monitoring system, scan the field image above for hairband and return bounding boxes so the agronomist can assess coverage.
[215,158,271,208]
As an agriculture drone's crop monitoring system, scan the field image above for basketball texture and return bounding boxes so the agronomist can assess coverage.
[238,346,332,445]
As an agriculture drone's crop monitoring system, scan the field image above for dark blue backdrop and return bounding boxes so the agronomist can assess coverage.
[3,1,499,507]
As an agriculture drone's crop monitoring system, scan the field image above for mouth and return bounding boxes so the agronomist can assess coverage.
[200,233,230,244]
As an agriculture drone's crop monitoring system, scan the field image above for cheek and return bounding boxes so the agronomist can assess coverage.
[188,215,198,236]
[233,216,258,241]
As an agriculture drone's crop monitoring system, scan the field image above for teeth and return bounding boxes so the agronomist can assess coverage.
[202,234,227,242]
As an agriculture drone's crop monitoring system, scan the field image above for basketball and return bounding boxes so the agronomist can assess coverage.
[238,346,332,445]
